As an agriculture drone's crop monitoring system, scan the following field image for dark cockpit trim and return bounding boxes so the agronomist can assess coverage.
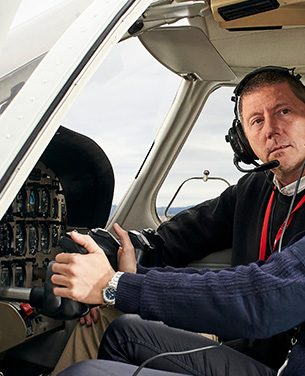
[41,126,114,228]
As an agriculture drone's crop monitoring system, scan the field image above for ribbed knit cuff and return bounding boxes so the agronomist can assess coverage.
[115,272,145,314]
[136,264,150,274]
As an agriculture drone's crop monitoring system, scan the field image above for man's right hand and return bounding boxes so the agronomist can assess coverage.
[113,223,137,273]
[79,223,136,327]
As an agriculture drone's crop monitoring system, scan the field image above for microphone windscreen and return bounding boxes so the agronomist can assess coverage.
[253,160,280,173]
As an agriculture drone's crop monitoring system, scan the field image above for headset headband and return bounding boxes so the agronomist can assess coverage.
[232,66,302,120]
[234,66,302,97]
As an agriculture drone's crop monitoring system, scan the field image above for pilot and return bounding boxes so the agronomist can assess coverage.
[52,66,305,375]
[58,232,305,376]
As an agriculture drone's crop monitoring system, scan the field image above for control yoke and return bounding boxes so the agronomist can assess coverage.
[0,228,162,320]
[29,235,90,320]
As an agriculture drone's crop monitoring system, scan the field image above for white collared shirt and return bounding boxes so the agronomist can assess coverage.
[273,175,305,196]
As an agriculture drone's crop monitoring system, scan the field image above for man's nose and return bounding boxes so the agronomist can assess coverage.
[264,114,280,138]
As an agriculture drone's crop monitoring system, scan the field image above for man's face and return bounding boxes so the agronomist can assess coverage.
[241,81,305,185]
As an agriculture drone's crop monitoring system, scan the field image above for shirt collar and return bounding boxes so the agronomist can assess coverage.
[273,175,305,196]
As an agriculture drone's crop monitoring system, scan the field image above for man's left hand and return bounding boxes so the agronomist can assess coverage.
[51,231,115,305]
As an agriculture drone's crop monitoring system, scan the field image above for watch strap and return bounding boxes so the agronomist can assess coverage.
[102,272,124,306]
[108,271,124,289]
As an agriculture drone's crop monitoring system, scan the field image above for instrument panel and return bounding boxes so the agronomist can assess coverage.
[0,127,114,357]
[0,161,67,289]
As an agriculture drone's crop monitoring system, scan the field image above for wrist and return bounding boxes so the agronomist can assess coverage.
[102,271,124,306]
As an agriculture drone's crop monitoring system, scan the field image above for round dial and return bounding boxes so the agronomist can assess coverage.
[51,198,59,219]
[103,286,116,305]
[15,266,26,287]
[15,223,26,256]
[15,189,27,216]
[51,225,59,247]
[40,188,50,217]
[0,267,12,287]
[0,223,13,256]
[28,189,39,215]
[28,224,39,255]
[40,224,50,253]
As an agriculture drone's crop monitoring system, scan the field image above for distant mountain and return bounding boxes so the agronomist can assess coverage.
[110,205,190,217]
[157,206,191,216]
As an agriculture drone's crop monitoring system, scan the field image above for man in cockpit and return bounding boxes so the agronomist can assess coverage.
[52,66,305,376]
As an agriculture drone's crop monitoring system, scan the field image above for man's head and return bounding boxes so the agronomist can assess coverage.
[238,67,305,123]
[230,66,305,186]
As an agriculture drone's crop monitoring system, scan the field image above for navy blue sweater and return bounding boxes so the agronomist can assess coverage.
[116,237,305,338]
[116,237,305,374]
[116,172,305,370]
[117,237,305,340]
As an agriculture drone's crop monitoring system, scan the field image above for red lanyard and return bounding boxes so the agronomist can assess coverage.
[259,188,305,260]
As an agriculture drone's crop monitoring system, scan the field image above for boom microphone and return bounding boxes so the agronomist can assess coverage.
[233,157,280,173]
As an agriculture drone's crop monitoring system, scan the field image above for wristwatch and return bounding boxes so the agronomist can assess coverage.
[102,271,124,306]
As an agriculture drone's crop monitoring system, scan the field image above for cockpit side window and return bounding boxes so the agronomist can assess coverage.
[156,86,242,219]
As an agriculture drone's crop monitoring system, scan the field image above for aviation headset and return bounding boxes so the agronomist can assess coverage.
[225,66,303,166]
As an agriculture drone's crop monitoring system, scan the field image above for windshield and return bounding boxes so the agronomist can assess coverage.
[64,36,180,207]
[0,0,93,116]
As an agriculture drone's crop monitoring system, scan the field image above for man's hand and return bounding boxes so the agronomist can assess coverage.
[79,306,100,326]
[52,231,115,305]
[113,223,137,273]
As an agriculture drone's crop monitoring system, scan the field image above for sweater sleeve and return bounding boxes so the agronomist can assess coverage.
[116,236,305,340]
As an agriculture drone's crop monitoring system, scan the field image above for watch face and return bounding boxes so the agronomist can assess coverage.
[103,286,116,305]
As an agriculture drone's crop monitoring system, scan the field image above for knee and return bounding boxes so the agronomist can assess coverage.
[98,314,141,359]
[106,313,144,338]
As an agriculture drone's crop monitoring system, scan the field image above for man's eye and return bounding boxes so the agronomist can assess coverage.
[281,108,290,115]
[251,118,263,126]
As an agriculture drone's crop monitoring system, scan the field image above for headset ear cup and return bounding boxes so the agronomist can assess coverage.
[235,121,258,163]
[226,120,258,164]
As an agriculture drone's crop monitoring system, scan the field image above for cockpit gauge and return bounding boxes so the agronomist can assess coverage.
[27,188,39,216]
[14,223,26,256]
[61,203,67,224]
[28,224,39,255]
[40,224,50,254]
[15,188,27,217]
[5,205,13,221]
[14,265,26,287]
[0,223,13,256]
[51,225,59,247]
[0,266,12,287]
[51,198,59,219]
[40,188,50,217]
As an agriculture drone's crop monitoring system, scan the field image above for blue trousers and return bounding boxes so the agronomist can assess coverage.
[59,314,277,376]
[98,314,276,376]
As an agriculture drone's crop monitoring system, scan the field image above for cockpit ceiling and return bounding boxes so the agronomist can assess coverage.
[205,13,305,76]
[139,26,236,81]
[139,10,305,83]
[211,27,305,73]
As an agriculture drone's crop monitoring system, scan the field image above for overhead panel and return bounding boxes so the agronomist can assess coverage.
[210,0,305,29]
[139,26,235,81]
